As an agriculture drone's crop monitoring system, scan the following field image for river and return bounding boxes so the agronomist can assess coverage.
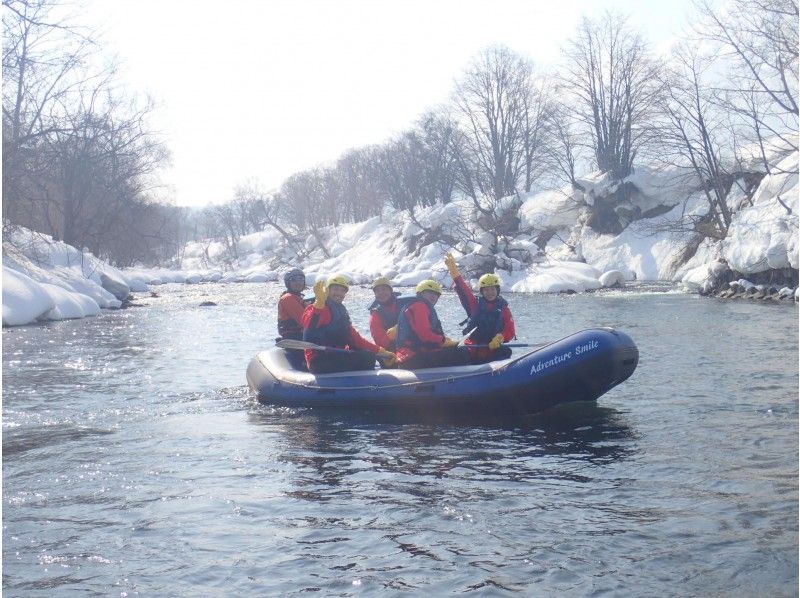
[3,282,797,596]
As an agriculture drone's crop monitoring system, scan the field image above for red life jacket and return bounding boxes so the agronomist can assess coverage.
[277,291,305,340]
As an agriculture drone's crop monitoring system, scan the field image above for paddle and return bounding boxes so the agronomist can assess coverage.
[276,339,391,362]
[456,327,478,347]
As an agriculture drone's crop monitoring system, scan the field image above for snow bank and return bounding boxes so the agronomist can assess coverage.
[40,282,101,320]
[511,261,603,293]
[2,228,133,326]
[723,154,799,274]
[519,188,584,230]
[3,267,55,326]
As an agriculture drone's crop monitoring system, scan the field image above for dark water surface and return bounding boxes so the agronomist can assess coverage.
[3,283,798,596]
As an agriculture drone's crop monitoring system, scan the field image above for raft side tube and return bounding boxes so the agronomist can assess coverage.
[246,327,638,413]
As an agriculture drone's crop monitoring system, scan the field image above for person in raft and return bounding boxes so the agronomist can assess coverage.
[395,279,470,369]
[302,273,397,374]
[445,253,516,363]
[368,276,401,351]
[277,268,310,341]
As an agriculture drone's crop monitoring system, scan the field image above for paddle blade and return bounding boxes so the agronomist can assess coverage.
[457,327,478,347]
[276,339,322,351]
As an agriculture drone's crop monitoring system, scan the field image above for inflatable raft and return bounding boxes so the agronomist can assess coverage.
[247,327,638,414]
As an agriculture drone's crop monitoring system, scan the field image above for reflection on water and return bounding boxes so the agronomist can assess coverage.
[263,403,636,508]
[2,282,797,595]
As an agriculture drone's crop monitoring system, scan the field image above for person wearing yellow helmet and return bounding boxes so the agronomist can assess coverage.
[393,278,470,369]
[301,273,397,373]
[444,253,516,363]
[368,276,401,351]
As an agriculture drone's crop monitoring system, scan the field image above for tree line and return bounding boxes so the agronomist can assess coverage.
[2,0,184,266]
[3,0,797,268]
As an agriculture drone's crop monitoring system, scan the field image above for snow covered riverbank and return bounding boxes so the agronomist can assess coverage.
[2,229,142,326]
[4,155,797,327]
[130,153,798,300]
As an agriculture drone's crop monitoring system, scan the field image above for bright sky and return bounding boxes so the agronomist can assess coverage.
[84,0,697,207]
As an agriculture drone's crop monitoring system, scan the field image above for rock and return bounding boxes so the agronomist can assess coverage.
[599,270,625,288]
[100,273,131,301]
[778,287,794,300]
[120,296,144,308]
[716,282,734,298]
[719,282,735,298]
[761,286,779,300]
[199,301,217,307]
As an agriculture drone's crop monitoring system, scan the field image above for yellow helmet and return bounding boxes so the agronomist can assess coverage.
[326,273,350,290]
[415,279,443,295]
[371,276,392,289]
[478,273,501,289]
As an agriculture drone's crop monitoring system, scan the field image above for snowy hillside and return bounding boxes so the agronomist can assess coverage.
[135,152,799,297]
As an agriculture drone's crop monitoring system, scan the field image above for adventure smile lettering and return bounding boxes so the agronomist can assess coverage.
[529,339,599,374]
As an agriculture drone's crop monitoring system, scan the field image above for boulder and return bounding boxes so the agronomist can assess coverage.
[100,273,130,301]
[761,286,779,300]
[599,270,625,288]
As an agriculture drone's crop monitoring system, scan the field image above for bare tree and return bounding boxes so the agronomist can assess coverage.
[658,44,736,238]
[335,146,384,222]
[519,77,556,192]
[3,0,101,224]
[695,0,798,169]
[452,46,536,208]
[233,182,291,243]
[2,0,172,265]
[279,170,331,257]
[47,92,167,252]
[416,110,460,204]
[562,12,664,179]
[547,99,586,188]
[376,133,428,219]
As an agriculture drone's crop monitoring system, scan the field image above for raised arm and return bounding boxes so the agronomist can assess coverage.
[446,253,477,315]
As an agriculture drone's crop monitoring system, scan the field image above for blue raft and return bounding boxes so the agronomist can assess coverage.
[247,327,638,414]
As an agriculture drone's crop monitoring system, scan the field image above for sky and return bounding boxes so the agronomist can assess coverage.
[82,0,698,208]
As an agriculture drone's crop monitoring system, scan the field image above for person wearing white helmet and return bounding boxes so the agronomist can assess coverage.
[445,253,516,363]
[394,279,469,369]
[302,274,397,374]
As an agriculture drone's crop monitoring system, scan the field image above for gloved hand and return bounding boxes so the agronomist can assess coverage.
[386,325,397,341]
[377,348,397,367]
[442,337,459,348]
[313,280,327,309]
[444,252,460,279]
[488,333,505,350]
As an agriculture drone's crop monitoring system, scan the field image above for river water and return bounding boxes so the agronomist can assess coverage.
[2,282,797,596]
